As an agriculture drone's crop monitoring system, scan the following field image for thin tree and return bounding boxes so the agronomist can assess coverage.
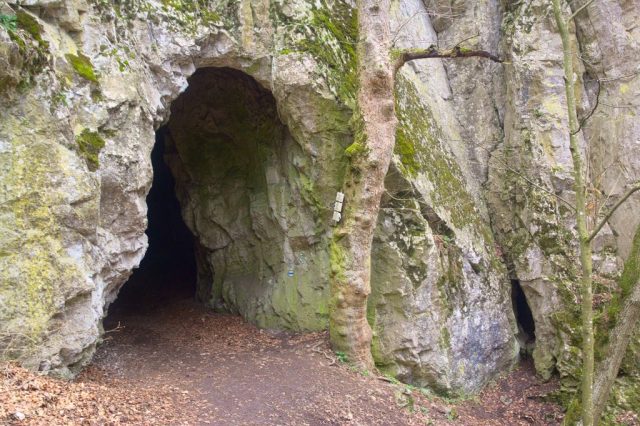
[551,0,640,424]
[592,225,640,422]
[331,4,639,424]
[330,0,501,369]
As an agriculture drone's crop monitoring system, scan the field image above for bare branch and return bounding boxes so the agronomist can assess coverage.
[491,162,577,212]
[571,67,640,134]
[472,144,577,212]
[599,101,640,109]
[451,33,480,50]
[572,77,600,135]
[568,0,597,21]
[391,6,466,46]
[587,182,640,243]
[598,69,640,82]
[393,46,502,72]
[392,10,428,46]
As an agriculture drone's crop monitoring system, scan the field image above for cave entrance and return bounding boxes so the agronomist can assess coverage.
[511,279,536,354]
[107,128,198,317]
[108,67,304,326]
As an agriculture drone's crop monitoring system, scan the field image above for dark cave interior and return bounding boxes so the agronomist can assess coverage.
[511,279,536,348]
[107,127,197,317]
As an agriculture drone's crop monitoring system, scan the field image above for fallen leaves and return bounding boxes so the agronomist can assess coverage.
[2,299,567,425]
[0,362,198,425]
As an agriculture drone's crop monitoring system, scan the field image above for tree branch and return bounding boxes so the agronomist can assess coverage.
[568,0,597,21]
[572,77,600,135]
[587,182,640,243]
[592,225,640,421]
[393,46,502,72]
[495,163,577,212]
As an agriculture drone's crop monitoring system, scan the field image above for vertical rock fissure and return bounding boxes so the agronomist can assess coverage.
[511,279,536,355]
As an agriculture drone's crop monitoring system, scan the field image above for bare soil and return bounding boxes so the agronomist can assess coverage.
[2,297,566,425]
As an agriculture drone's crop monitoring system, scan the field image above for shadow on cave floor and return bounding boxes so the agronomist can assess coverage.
[105,128,197,324]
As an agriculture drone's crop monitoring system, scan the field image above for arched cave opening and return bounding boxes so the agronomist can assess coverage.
[107,128,197,317]
[106,67,304,326]
[511,279,536,354]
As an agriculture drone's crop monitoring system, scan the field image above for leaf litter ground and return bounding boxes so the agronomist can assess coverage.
[2,297,569,425]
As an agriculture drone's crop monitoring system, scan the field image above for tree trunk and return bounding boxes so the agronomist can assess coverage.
[592,226,640,423]
[551,1,594,424]
[329,0,397,369]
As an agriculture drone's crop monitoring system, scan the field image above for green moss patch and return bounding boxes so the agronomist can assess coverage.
[65,53,99,83]
[394,127,419,176]
[160,0,221,28]
[76,129,105,171]
[1,9,50,92]
[344,141,366,158]
[272,1,358,108]
[393,75,485,233]
[329,237,347,282]
[302,5,358,106]
[16,10,48,49]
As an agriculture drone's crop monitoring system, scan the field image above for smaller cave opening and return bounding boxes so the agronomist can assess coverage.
[107,127,197,318]
[511,279,536,354]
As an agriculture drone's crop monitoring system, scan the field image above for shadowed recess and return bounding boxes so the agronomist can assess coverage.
[511,279,536,353]
[107,128,197,316]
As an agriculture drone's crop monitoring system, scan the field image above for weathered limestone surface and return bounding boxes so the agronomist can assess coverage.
[0,0,637,411]
[0,0,358,376]
[482,0,640,415]
[164,67,335,330]
[367,0,518,395]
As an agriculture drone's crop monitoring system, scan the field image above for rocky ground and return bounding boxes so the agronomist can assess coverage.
[1,297,567,425]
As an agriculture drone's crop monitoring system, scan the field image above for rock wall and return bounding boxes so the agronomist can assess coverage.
[485,0,640,414]
[366,0,518,395]
[164,67,333,330]
[0,0,356,376]
[0,0,638,410]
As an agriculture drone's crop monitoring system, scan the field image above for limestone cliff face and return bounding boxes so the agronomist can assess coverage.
[0,0,637,408]
[485,0,640,411]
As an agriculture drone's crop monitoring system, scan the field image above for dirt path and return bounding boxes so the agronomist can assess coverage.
[92,299,431,425]
[2,297,565,425]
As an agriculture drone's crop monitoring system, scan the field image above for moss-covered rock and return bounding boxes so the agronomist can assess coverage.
[164,67,332,331]
[486,0,640,416]
[75,129,105,171]
[66,53,99,83]
[367,67,518,395]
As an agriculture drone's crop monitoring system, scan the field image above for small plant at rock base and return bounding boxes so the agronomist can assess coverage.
[395,388,415,412]
[335,350,348,363]
[383,373,401,385]
[446,407,458,421]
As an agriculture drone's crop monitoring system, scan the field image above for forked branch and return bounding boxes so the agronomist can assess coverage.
[587,182,640,243]
[568,0,597,21]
